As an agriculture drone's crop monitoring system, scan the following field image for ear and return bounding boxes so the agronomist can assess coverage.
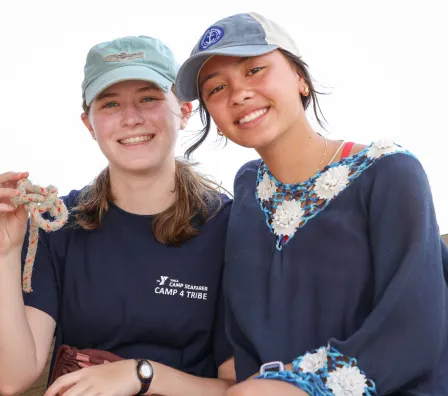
[81,113,96,140]
[292,69,308,96]
[179,101,193,130]
[295,70,305,89]
[288,59,306,92]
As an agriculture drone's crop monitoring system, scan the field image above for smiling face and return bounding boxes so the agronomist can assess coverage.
[82,79,191,174]
[199,50,308,151]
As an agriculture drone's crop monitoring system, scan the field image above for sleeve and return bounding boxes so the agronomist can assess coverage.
[210,198,234,369]
[21,223,60,323]
[256,153,448,395]
[212,282,234,369]
[225,295,260,382]
[442,239,448,283]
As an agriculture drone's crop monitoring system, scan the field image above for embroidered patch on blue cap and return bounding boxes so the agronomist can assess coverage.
[199,26,224,51]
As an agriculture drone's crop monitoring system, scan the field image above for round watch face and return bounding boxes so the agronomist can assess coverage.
[140,361,152,379]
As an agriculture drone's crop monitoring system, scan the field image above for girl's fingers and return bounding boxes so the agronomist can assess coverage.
[0,203,16,212]
[0,188,20,200]
[0,172,28,185]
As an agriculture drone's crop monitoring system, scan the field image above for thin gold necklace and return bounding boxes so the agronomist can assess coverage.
[316,135,328,172]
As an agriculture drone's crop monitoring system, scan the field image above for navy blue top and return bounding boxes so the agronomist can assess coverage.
[22,189,233,379]
[224,142,448,395]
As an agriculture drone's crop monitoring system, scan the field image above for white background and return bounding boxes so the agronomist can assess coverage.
[1,0,447,233]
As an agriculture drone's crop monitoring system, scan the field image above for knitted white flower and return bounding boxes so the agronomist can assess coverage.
[298,347,328,373]
[272,200,304,237]
[314,165,350,200]
[257,173,277,201]
[367,139,403,159]
[326,366,368,396]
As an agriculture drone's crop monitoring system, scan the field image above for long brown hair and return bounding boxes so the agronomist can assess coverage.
[73,97,222,246]
[185,49,328,159]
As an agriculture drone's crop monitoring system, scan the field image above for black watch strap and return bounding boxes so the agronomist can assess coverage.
[135,359,153,395]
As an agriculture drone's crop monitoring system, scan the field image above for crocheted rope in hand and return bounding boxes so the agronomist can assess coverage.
[11,179,68,293]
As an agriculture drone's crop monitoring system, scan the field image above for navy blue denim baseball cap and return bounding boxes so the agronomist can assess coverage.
[175,12,300,102]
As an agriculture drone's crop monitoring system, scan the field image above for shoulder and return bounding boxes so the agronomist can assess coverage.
[201,191,232,226]
[213,192,233,218]
[358,140,427,186]
[342,140,431,204]
[218,192,232,207]
[60,188,84,210]
[234,159,262,185]
[58,187,92,228]
[312,140,427,205]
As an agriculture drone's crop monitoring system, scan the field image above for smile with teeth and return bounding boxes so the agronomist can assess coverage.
[119,135,154,145]
[238,108,269,124]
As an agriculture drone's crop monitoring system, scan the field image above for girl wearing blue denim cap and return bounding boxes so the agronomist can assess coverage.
[175,12,448,396]
[0,35,236,395]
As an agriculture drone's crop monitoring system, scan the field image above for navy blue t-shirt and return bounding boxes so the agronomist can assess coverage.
[224,142,448,395]
[22,189,233,379]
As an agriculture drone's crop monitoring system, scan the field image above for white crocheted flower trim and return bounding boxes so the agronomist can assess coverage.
[272,200,304,237]
[257,173,277,201]
[314,165,350,200]
[326,366,368,396]
[298,346,328,373]
[293,346,375,396]
[366,139,403,159]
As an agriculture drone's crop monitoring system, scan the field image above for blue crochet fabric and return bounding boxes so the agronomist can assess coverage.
[255,347,377,395]
[255,370,329,395]
[255,142,413,250]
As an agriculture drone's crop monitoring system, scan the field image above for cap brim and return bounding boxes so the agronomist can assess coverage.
[85,65,173,105]
[175,44,278,102]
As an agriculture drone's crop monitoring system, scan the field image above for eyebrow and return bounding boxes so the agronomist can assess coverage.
[96,83,161,101]
[199,57,250,92]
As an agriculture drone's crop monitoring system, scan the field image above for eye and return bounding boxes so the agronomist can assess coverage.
[142,96,159,103]
[208,85,225,97]
[102,102,118,109]
[247,66,264,76]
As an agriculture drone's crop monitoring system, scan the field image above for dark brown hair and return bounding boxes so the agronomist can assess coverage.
[73,96,222,246]
[185,49,327,159]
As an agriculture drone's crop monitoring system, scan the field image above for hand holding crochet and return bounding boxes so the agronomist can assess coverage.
[0,171,30,256]
[0,172,68,292]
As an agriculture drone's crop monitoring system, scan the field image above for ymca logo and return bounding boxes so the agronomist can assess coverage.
[199,26,224,51]
[157,276,169,286]
[154,275,208,300]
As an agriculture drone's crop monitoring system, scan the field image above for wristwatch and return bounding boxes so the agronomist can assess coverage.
[135,359,153,395]
[260,361,285,374]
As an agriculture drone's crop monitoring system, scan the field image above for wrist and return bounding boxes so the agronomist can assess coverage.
[0,248,22,274]
[145,361,164,395]
[0,246,21,260]
[134,359,157,395]
[128,359,143,395]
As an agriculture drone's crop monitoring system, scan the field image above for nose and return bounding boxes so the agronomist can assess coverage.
[229,84,254,107]
[121,104,145,128]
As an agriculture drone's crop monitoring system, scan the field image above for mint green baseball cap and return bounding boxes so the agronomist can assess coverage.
[82,35,179,105]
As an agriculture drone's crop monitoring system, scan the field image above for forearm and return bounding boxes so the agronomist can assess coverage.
[148,361,233,396]
[0,250,39,393]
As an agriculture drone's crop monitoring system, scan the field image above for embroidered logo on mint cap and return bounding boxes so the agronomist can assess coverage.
[103,51,145,62]
[199,26,224,51]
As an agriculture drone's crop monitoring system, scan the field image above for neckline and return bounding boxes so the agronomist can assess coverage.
[108,200,154,226]
[260,142,373,189]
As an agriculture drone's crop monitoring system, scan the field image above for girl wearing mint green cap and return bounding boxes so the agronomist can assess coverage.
[175,12,448,396]
[0,35,236,395]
